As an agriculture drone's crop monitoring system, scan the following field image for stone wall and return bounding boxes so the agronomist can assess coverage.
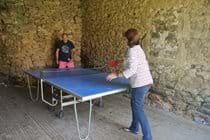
[0,0,82,81]
[0,0,210,125]
[81,0,210,125]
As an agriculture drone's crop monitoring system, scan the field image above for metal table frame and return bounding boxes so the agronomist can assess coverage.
[25,72,78,118]
[40,78,128,140]
[25,69,129,140]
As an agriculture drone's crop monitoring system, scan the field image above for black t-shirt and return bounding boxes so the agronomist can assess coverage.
[57,40,75,62]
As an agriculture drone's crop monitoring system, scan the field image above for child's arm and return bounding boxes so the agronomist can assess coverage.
[71,48,76,60]
[56,48,60,64]
[70,42,76,61]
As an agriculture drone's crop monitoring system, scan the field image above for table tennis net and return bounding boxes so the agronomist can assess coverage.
[39,68,100,79]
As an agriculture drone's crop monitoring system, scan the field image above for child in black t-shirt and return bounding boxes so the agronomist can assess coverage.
[56,33,75,69]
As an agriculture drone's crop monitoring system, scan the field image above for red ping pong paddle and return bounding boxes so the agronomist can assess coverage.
[108,60,122,68]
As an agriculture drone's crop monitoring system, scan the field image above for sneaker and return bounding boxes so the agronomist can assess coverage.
[122,127,140,135]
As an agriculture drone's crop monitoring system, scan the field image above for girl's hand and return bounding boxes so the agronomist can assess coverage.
[106,73,118,81]
[68,58,73,62]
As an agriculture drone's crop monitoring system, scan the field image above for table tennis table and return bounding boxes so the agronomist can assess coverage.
[25,68,130,140]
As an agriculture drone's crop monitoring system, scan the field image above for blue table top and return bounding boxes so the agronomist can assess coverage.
[25,68,130,101]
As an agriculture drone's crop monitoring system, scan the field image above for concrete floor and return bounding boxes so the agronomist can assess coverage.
[0,86,209,140]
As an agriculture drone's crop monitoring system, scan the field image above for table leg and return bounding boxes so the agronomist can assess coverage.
[40,80,58,106]
[74,97,93,140]
[26,75,39,101]
[49,86,56,112]
[51,86,56,103]
[57,90,64,118]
